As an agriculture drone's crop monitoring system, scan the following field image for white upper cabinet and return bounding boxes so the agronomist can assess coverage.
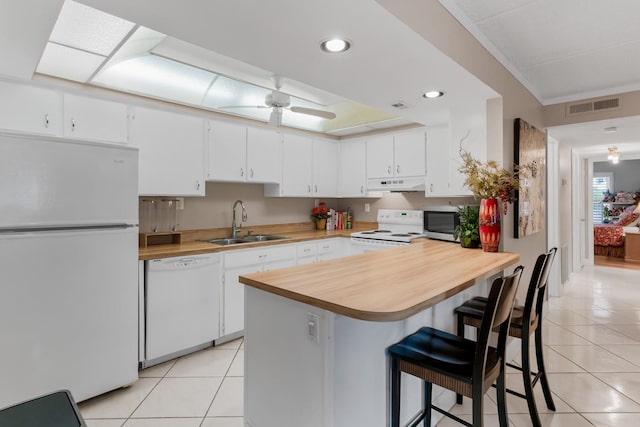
[129,106,205,196]
[63,94,128,144]
[207,120,247,182]
[312,139,338,197]
[366,130,426,179]
[279,134,313,197]
[425,126,451,197]
[339,139,367,197]
[0,81,61,136]
[394,130,427,177]
[425,101,487,197]
[207,122,282,184]
[246,127,282,183]
[366,134,394,178]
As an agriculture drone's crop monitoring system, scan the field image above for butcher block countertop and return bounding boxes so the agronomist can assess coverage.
[239,240,520,322]
[138,222,376,260]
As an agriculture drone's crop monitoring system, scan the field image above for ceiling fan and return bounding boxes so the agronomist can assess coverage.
[218,75,337,126]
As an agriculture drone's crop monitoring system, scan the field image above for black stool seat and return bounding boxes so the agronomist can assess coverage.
[457,297,538,339]
[388,327,500,387]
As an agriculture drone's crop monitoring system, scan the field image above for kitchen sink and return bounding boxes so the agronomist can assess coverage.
[202,235,288,246]
[204,238,248,246]
[240,235,287,242]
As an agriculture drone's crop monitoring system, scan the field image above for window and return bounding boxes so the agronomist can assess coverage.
[592,173,613,223]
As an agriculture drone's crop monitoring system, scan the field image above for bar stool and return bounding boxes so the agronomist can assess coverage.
[387,267,523,427]
[0,389,86,426]
[454,248,557,427]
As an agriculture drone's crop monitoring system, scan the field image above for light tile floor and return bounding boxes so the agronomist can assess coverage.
[79,265,640,426]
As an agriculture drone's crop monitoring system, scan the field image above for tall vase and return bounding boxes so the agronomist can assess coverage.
[479,198,501,252]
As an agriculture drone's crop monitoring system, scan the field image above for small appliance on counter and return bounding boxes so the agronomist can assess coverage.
[423,205,467,242]
[350,209,426,252]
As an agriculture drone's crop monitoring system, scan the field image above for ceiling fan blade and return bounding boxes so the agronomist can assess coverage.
[217,105,269,109]
[289,106,336,120]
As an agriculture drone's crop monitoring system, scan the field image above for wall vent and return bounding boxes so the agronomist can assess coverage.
[566,97,620,117]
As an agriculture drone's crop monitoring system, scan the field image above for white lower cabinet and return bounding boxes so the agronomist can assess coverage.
[221,245,297,337]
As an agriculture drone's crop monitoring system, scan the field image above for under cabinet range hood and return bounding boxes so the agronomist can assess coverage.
[366,176,426,192]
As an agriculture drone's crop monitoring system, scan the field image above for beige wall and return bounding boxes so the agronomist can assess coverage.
[544,91,640,127]
[377,0,546,287]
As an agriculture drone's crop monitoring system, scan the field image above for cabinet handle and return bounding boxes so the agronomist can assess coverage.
[240,168,244,177]
[44,114,49,129]
[360,185,364,194]
[429,183,433,193]
[71,119,76,131]
[250,168,254,177]
[304,248,311,253]
[308,185,311,193]
[196,181,201,190]
[387,165,391,175]
[314,185,318,193]
[396,165,400,174]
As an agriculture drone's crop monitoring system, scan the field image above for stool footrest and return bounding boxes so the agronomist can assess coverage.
[429,405,472,427]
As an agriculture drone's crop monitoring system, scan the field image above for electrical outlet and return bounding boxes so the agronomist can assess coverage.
[307,312,319,343]
[364,203,370,212]
[176,198,184,210]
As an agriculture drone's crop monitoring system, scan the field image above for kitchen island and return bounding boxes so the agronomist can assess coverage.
[239,239,519,427]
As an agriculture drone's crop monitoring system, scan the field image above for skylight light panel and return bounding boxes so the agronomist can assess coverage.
[36,42,105,83]
[50,0,135,56]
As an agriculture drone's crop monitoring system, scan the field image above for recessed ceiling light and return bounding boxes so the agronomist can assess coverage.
[320,38,351,53]
[423,91,444,99]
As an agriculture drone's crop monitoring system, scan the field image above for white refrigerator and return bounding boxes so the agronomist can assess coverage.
[0,132,139,408]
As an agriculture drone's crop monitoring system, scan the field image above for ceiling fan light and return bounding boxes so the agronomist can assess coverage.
[269,108,282,127]
[320,38,351,53]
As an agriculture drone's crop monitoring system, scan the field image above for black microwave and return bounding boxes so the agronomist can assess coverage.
[423,206,462,242]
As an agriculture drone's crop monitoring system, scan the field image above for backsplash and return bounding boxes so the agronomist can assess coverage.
[139,182,476,231]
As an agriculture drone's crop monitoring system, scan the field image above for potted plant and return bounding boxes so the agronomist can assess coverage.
[311,202,330,230]
[454,205,481,248]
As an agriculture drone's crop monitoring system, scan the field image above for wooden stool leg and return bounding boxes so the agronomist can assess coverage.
[521,334,542,427]
[390,357,401,427]
[423,382,432,427]
[456,313,464,405]
[535,326,556,411]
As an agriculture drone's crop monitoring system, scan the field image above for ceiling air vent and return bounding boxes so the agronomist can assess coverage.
[566,97,620,117]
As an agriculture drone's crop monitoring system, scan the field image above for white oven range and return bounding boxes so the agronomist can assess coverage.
[350,209,425,253]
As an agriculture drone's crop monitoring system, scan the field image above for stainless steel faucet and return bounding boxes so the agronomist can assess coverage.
[231,200,248,238]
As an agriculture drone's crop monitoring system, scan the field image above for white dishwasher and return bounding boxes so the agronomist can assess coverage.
[145,254,220,364]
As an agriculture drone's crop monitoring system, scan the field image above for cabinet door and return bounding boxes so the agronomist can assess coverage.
[339,140,367,197]
[394,130,426,177]
[223,264,260,337]
[312,139,339,197]
[207,120,247,182]
[366,134,394,178]
[449,102,487,196]
[247,127,282,183]
[63,94,128,144]
[282,134,313,196]
[0,81,61,135]
[317,238,347,261]
[426,127,451,197]
[129,106,205,196]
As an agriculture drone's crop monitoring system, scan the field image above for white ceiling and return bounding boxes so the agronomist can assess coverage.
[440,0,640,158]
[2,0,499,137]
[3,0,639,153]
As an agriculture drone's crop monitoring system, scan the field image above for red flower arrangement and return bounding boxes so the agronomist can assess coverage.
[311,202,330,219]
